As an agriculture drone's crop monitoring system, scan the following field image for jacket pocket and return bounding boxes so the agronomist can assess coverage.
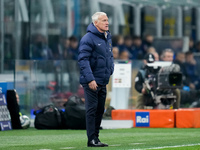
[96,56,106,68]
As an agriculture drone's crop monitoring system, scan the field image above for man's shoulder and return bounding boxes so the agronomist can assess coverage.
[81,32,94,42]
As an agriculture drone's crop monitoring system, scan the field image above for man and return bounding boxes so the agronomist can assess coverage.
[160,49,181,109]
[152,51,159,61]
[135,53,156,109]
[160,48,174,62]
[132,35,144,59]
[119,49,130,60]
[78,12,114,147]
[112,46,119,59]
[174,52,200,107]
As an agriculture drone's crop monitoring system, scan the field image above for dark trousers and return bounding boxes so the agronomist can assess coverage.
[83,84,106,142]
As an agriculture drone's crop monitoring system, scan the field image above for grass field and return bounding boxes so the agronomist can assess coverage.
[0,127,200,150]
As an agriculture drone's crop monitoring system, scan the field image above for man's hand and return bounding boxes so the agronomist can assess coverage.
[88,80,98,91]
[142,83,147,94]
[141,88,146,94]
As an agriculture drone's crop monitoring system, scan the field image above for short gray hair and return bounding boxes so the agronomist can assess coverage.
[161,48,174,58]
[92,12,107,24]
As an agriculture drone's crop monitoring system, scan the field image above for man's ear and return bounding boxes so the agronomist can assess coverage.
[94,20,98,26]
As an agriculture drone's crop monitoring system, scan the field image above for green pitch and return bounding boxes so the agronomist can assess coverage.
[0,128,200,150]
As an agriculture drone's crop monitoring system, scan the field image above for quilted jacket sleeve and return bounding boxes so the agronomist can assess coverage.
[78,35,95,83]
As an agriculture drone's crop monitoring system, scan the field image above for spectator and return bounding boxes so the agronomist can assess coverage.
[112,35,124,52]
[173,52,189,87]
[68,36,79,60]
[160,48,174,62]
[112,46,119,60]
[123,35,135,60]
[62,37,72,59]
[51,36,69,60]
[189,37,195,52]
[146,46,156,54]
[174,52,200,107]
[151,51,159,61]
[184,51,200,89]
[132,35,144,59]
[119,50,130,60]
[112,35,124,46]
[27,34,53,60]
[193,41,200,53]
[174,52,186,72]
[142,34,154,53]
[160,49,181,109]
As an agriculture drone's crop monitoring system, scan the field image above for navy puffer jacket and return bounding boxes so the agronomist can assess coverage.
[78,23,114,85]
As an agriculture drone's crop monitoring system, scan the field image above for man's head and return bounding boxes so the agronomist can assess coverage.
[69,36,78,49]
[185,51,196,65]
[147,46,156,54]
[152,51,159,61]
[144,53,155,65]
[92,12,109,33]
[132,36,142,47]
[161,48,174,62]
[112,46,119,59]
[175,52,185,63]
[124,35,133,47]
[119,50,129,60]
[144,34,154,44]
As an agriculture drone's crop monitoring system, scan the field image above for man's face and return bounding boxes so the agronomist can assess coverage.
[112,47,119,59]
[176,53,185,63]
[133,39,142,47]
[163,52,174,62]
[95,15,109,33]
[186,54,193,63]
[119,51,129,60]
[153,53,159,61]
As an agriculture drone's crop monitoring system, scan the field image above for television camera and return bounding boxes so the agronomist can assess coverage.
[143,61,182,109]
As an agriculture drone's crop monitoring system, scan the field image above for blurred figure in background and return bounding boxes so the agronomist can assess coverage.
[189,37,195,52]
[142,34,154,53]
[174,52,186,79]
[174,52,200,108]
[151,51,159,61]
[160,48,174,62]
[119,50,130,60]
[146,46,156,54]
[123,35,135,60]
[132,35,144,59]
[192,41,200,53]
[112,35,124,52]
[51,36,70,60]
[184,51,200,90]
[112,46,119,60]
[62,37,71,59]
[27,34,53,60]
[160,49,181,109]
[68,36,79,60]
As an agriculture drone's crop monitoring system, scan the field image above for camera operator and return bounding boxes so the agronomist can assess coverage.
[135,53,157,109]
[135,51,181,109]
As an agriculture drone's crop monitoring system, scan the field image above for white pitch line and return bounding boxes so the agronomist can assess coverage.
[130,143,200,150]
[109,144,121,146]
[60,147,75,149]
[129,143,145,145]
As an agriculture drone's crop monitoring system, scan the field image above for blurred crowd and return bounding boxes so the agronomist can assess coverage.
[24,33,200,92]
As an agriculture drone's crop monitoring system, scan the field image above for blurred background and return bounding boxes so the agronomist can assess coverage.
[1,0,200,117]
